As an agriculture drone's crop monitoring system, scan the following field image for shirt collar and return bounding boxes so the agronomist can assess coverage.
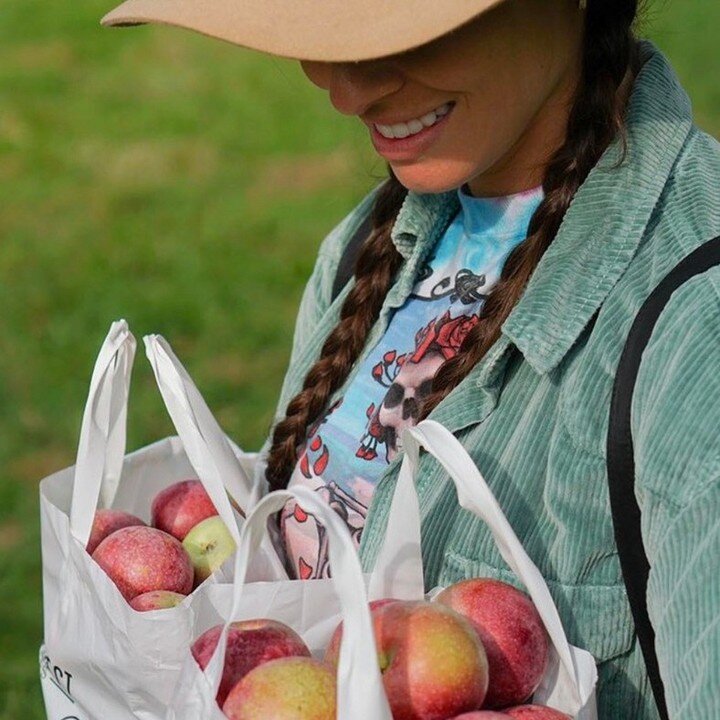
[457,184,544,239]
[387,40,693,375]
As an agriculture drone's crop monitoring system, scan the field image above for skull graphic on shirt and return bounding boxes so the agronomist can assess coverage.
[377,350,445,461]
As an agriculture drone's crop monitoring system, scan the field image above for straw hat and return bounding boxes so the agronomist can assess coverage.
[100,0,509,62]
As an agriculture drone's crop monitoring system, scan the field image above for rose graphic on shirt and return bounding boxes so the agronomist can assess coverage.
[359,310,480,461]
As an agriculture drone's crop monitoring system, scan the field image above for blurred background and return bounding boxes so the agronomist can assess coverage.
[0,0,717,716]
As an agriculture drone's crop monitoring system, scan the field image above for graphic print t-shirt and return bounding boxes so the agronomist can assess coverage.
[282,184,544,579]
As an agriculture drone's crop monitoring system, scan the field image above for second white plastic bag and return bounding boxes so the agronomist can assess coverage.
[166,484,393,720]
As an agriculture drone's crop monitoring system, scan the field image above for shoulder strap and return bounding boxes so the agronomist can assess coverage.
[607,234,720,720]
[330,209,375,304]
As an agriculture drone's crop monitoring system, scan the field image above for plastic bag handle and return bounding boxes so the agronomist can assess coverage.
[374,420,591,713]
[204,485,392,719]
[144,335,262,544]
[70,320,136,547]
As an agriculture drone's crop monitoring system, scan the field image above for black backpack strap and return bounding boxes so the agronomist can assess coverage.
[330,209,375,304]
[607,234,720,720]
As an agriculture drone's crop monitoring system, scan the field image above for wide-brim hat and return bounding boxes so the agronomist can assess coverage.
[101,0,506,62]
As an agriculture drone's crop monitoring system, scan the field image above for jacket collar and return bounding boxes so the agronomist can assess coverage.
[388,41,693,375]
[503,41,693,373]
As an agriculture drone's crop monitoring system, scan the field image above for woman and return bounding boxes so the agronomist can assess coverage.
[102,0,720,716]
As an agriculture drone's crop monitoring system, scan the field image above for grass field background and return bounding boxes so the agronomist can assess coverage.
[0,0,718,716]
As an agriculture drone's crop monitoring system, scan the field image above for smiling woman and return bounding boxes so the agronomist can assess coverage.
[299,2,586,195]
[99,0,720,718]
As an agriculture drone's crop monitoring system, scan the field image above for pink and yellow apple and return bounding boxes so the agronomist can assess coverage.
[92,526,193,601]
[129,590,186,611]
[191,619,311,707]
[151,479,218,541]
[436,578,548,708]
[221,656,335,720]
[182,515,236,586]
[323,597,399,661]
[505,705,571,719]
[86,508,146,555]
[325,599,489,720]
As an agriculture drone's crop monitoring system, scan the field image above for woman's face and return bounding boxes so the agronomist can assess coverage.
[301,0,584,196]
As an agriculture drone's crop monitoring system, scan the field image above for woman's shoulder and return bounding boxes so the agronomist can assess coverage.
[628,123,720,323]
[652,124,720,253]
[622,125,720,507]
[315,182,383,264]
[299,181,384,315]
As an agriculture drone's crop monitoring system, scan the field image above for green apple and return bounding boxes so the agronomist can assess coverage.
[182,515,236,586]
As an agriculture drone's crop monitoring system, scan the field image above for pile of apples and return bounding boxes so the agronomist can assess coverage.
[193,578,572,720]
[88,479,237,609]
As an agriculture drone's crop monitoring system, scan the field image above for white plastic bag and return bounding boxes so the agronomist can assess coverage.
[166,484,392,720]
[369,420,598,719]
[39,321,272,720]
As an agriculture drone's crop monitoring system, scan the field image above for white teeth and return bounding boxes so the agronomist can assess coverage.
[374,102,452,139]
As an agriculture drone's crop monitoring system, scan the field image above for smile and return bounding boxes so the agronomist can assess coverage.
[373,102,454,139]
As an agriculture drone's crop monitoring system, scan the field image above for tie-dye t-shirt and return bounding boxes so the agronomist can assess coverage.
[281,184,544,579]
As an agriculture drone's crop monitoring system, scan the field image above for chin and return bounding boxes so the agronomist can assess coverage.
[390,159,478,196]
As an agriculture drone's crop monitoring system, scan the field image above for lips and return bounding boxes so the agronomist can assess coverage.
[368,102,455,161]
[373,101,454,140]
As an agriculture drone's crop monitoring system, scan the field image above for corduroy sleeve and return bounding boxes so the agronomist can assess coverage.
[632,268,720,718]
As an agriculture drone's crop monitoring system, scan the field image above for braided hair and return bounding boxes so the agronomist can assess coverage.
[266,0,642,490]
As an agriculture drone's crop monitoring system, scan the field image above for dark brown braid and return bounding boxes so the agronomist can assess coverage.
[420,0,642,417]
[266,0,642,489]
[265,173,407,489]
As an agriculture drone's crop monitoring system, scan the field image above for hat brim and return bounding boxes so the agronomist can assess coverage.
[101,0,506,62]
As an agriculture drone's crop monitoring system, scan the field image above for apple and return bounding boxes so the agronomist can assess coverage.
[86,508,146,555]
[325,600,488,720]
[151,479,218,541]
[182,515,236,586]
[222,656,335,720]
[129,590,186,611]
[436,578,548,708]
[92,526,193,601]
[191,618,311,707]
[449,713,512,719]
[323,597,399,662]
[505,705,571,719]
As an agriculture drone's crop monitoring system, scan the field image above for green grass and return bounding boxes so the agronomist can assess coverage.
[0,0,717,716]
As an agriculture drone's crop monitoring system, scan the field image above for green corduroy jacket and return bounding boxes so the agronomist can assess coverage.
[261,41,720,718]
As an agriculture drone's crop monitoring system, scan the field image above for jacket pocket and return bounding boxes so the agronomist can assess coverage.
[439,551,635,664]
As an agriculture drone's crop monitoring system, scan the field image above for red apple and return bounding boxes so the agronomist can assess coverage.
[191,619,311,707]
[151,479,218,541]
[129,590,186,611]
[325,600,488,720]
[86,508,146,555]
[505,705,571,719]
[436,579,548,708]
[222,656,335,720]
[449,713,512,719]
[92,526,193,601]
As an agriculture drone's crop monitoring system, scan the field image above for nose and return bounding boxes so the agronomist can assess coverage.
[301,60,404,117]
